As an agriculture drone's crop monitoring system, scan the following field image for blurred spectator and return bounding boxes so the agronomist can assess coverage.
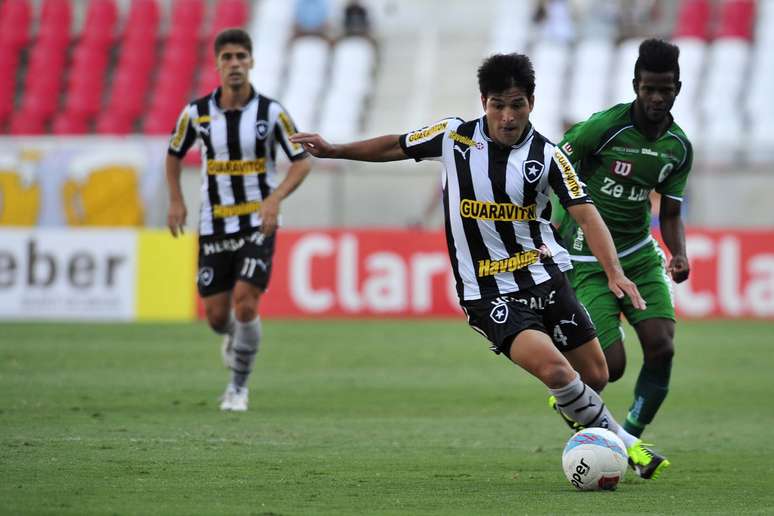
[617,0,668,40]
[573,0,620,41]
[533,0,576,43]
[343,1,371,38]
[293,0,330,39]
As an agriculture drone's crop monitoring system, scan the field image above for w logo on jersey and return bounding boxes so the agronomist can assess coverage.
[611,160,632,177]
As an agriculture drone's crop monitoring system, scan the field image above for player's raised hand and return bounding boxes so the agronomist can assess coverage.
[667,254,690,283]
[607,272,647,310]
[290,132,336,158]
[167,199,187,237]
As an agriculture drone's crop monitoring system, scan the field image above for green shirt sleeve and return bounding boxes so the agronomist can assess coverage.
[557,111,611,168]
[656,138,693,200]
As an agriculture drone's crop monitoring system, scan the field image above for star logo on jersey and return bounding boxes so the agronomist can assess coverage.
[197,266,214,287]
[523,160,544,183]
[611,160,633,177]
[489,303,509,324]
[255,120,269,140]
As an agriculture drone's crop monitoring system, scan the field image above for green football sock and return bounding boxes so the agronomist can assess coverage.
[624,360,671,437]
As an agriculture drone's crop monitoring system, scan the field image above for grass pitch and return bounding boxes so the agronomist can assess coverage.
[1,319,773,515]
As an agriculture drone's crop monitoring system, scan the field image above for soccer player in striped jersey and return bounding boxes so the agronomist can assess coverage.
[291,53,669,478]
[552,40,691,458]
[166,29,311,412]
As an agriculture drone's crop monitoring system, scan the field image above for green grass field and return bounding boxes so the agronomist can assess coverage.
[1,319,773,515]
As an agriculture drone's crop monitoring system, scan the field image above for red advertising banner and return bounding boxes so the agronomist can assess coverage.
[667,228,774,318]
[198,228,774,319]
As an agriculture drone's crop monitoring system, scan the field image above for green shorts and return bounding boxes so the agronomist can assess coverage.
[568,239,675,350]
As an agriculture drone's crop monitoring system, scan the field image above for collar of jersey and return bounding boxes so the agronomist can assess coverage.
[211,86,258,112]
[479,117,534,149]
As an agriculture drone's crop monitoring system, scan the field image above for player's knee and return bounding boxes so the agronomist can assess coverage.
[583,365,609,393]
[645,336,674,365]
[539,361,577,389]
[232,288,260,322]
[206,307,231,332]
[607,362,625,383]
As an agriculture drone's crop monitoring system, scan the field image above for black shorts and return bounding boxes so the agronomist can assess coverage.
[196,229,276,297]
[461,274,596,356]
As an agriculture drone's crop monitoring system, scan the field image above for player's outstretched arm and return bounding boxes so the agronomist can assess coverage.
[290,133,408,162]
[566,203,646,310]
[165,154,187,238]
[659,196,690,283]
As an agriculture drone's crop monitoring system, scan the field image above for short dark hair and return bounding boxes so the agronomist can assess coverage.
[634,38,680,83]
[477,53,536,99]
[214,28,252,56]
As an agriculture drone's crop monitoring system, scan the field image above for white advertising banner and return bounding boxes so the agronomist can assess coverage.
[0,229,137,320]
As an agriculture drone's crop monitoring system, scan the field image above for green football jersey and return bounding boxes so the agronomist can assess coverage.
[555,103,693,258]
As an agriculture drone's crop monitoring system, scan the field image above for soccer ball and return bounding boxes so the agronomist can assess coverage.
[562,428,628,491]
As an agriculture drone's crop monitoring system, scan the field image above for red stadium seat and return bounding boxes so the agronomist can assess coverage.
[0,0,32,49]
[52,112,90,134]
[170,0,205,34]
[9,112,46,135]
[211,0,249,32]
[0,78,15,129]
[673,0,711,40]
[38,0,72,33]
[143,109,180,135]
[81,0,118,45]
[717,0,756,40]
[95,111,134,134]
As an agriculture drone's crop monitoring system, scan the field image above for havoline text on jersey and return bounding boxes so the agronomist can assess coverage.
[168,87,308,236]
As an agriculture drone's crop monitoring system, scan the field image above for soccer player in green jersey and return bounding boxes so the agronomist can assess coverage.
[552,39,691,461]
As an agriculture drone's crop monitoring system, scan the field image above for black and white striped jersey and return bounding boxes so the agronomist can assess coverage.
[168,87,308,237]
[399,116,593,302]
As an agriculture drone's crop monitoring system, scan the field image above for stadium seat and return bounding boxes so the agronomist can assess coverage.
[673,0,711,40]
[567,38,615,125]
[38,0,72,43]
[716,0,756,40]
[610,38,642,105]
[81,0,118,45]
[212,0,250,31]
[248,0,295,98]
[487,0,534,54]
[9,112,46,135]
[52,112,89,134]
[317,37,376,140]
[0,0,32,50]
[282,36,331,132]
[700,38,750,160]
[530,40,570,141]
[0,79,13,129]
[95,111,134,134]
[669,37,706,145]
[170,0,205,35]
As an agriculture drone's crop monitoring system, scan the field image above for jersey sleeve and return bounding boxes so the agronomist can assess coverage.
[548,146,593,208]
[398,118,459,162]
[557,110,617,170]
[271,103,309,162]
[655,139,693,201]
[167,104,198,158]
